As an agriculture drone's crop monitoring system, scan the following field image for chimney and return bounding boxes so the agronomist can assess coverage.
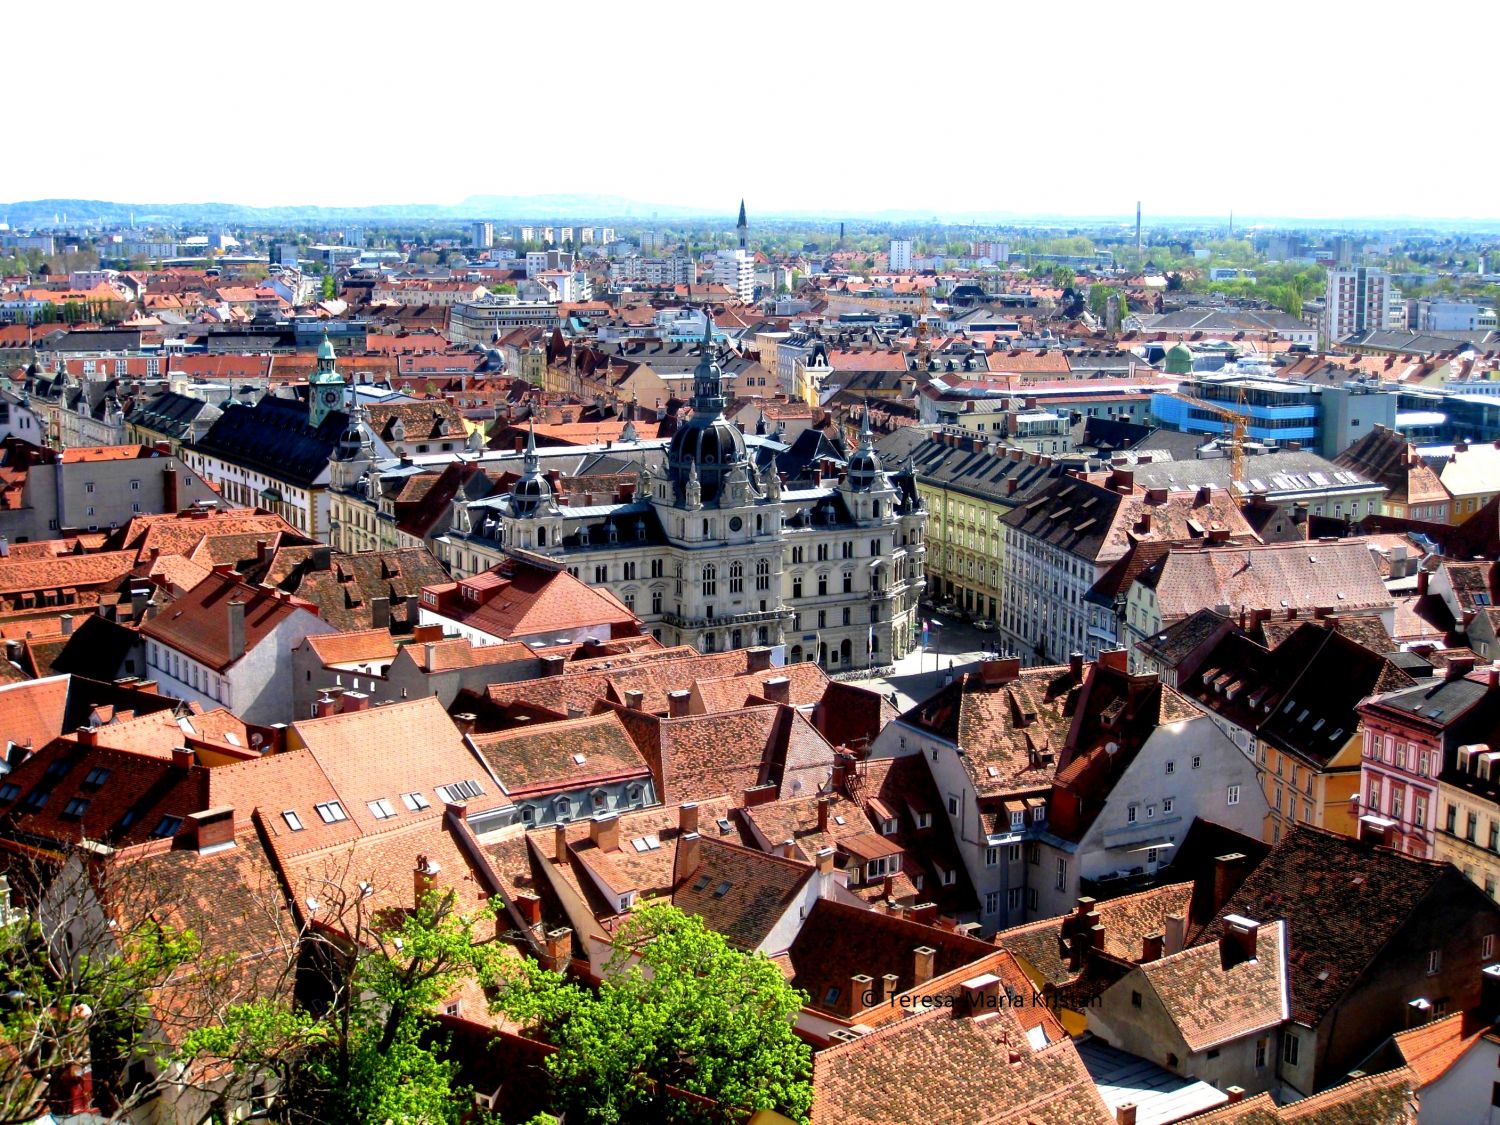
[553,823,569,864]
[911,945,936,986]
[542,926,572,972]
[340,691,369,713]
[761,676,791,704]
[679,802,700,836]
[623,689,645,710]
[590,813,620,852]
[747,646,773,672]
[171,746,193,770]
[1141,931,1164,963]
[667,689,691,717]
[1219,914,1261,970]
[673,832,702,886]
[1069,651,1084,683]
[227,599,247,662]
[314,694,336,718]
[1115,1104,1137,1125]
[844,974,873,1016]
[59,613,74,636]
[514,892,542,929]
[414,855,441,905]
[162,461,179,512]
[1201,852,1248,921]
[371,596,390,630]
[1225,1088,1246,1105]
[188,807,235,854]
[452,712,476,736]
[1446,654,1477,681]
[1406,997,1433,1029]
[540,654,567,677]
[879,972,899,1004]
[946,971,996,1017]
[1164,913,1188,956]
[76,725,99,747]
[817,794,833,832]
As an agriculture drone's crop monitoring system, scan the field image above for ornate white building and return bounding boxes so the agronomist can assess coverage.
[335,321,926,670]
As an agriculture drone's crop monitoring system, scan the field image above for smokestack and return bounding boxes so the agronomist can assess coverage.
[1135,201,1142,256]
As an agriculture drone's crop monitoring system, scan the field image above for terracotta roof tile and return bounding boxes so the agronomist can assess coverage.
[670,836,812,951]
[1138,920,1290,1051]
[470,712,651,798]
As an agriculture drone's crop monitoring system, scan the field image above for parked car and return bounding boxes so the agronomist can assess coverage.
[974,620,997,633]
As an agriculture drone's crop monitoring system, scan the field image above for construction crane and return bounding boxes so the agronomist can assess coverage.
[1166,383,1251,489]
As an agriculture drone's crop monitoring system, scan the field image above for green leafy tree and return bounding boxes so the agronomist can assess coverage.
[321,274,336,301]
[489,283,517,296]
[496,904,812,1125]
[1050,265,1075,290]
[181,888,507,1125]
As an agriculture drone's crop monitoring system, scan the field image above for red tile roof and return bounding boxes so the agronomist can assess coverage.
[140,571,320,671]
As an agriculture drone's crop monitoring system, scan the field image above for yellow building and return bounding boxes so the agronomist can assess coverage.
[1436,744,1500,902]
[906,434,1054,623]
[1440,440,1500,524]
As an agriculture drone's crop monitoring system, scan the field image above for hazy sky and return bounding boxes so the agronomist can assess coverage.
[8,0,1499,221]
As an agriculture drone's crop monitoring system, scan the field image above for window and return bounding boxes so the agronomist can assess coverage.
[1127,805,1138,824]
[1165,760,1175,775]
[153,815,183,838]
[1227,785,1241,806]
[1026,888,1038,911]
[729,561,743,594]
[1191,755,1201,770]
[402,791,430,811]
[1427,949,1441,976]
[702,564,717,596]
[1055,856,1067,892]
[1448,805,1459,834]
[1007,887,1023,911]
[1283,1032,1300,1067]
[1483,934,1495,961]
[947,795,958,815]
[368,799,396,820]
[436,779,483,803]
[83,767,110,788]
[1008,844,1021,862]
[0,784,18,802]
[985,847,999,867]
[1163,797,1174,814]
[1255,1038,1268,1070]
[315,801,348,824]
[62,797,89,818]
[984,891,1000,916]
[282,810,304,832]
[1131,990,1143,1008]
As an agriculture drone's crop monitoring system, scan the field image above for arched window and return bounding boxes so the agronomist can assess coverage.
[729,561,744,593]
[755,558,770,591]
[537,526,547,547]
[702,564,717,596]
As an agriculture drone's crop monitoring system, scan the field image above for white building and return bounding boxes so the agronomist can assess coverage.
[1324,266,1395,343]
[889,239,913,272]
[713,249,755,304]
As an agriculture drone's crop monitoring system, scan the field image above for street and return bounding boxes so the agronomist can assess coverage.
[841,608,1008,711]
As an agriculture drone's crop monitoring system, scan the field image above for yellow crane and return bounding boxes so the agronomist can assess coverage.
[1168,383,1251,488]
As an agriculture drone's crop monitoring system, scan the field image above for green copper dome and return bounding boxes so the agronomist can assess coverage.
[1164,342,1194,375]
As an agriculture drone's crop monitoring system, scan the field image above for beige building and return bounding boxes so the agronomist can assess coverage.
[1437,743,1500,902]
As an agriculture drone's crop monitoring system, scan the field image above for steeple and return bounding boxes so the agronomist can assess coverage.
[523,416,539,474]
[737,199,747,251]
[308,331,345,428]
[691,314,725,417]
[510,418,553,516]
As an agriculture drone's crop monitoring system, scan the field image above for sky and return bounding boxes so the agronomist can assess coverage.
[8,0,1500,222]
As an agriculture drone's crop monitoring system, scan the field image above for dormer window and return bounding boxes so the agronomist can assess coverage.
[880,817,898,836]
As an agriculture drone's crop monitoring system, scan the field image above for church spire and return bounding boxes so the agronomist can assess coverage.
[737,199,747,250]
[691,312,725,418]
[523,416,539,474]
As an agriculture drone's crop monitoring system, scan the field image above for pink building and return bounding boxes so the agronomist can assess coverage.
[1357,657,1500,858]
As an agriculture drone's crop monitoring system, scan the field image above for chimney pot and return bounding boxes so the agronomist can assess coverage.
[667,689,691,717]
[911,945,936,986]
[1116,1103,1137,1125]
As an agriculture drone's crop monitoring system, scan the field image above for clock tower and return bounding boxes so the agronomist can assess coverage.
[308,332,345,427]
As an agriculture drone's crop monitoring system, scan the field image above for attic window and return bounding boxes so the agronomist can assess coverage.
[833,815,846,826]
[315,801,348,824]
[716,817,733,835]
[823,986,841,1006]
[152,815,183,838]
[712,881,732,898]
[118,809,138,830]
[22,790,47,810]
[44,759,72,781]
[368,799,397,820]
[283,810,305,832]
[62,797,89,819]
[0,784,19,803]
[572,753,588,766]
[692,875,712,891]
[436,779,484,803]
[631,834,661,853]
[402,791,430,812]
[82,767,111,788]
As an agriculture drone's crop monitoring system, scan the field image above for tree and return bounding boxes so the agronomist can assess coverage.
[1050,265,1075,290]
[321,274,336,301]
[496,904,813,1125]
[181,885,507,1125]
[489,283,517,296]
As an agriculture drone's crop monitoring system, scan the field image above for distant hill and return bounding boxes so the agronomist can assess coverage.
[0,194,726,229]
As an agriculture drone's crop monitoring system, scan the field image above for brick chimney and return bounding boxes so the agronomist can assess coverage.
[667,689,691,717]
[960,972,1000,1017]
[540,654,567,677]
[844,974,873,1016]
[911,945,936,986]
[413,855,441,905]
[817,794,833,832]
[188,807,235,854]
[1115,1104,1137,1125]
[371,596,390,630]
[747,646,773,672]
[161,461,179,512]
[590,813,620,853]
[1070,651,1085,683]
[679,802,699,836]
[623,689,645,710]
[340,691,369,713]
[314,694,336,718]
[542,926,572,972]
[1164,912,1188,956]
[1219,914,1261,970]
[514,892,543,929]
[553,823,569,864]
[673,832,702,886]
[761,676,791,704]
[452,712,476,736]
[1141,932,1164,963]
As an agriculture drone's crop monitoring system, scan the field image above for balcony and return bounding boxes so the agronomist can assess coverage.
[662,607,792,630]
